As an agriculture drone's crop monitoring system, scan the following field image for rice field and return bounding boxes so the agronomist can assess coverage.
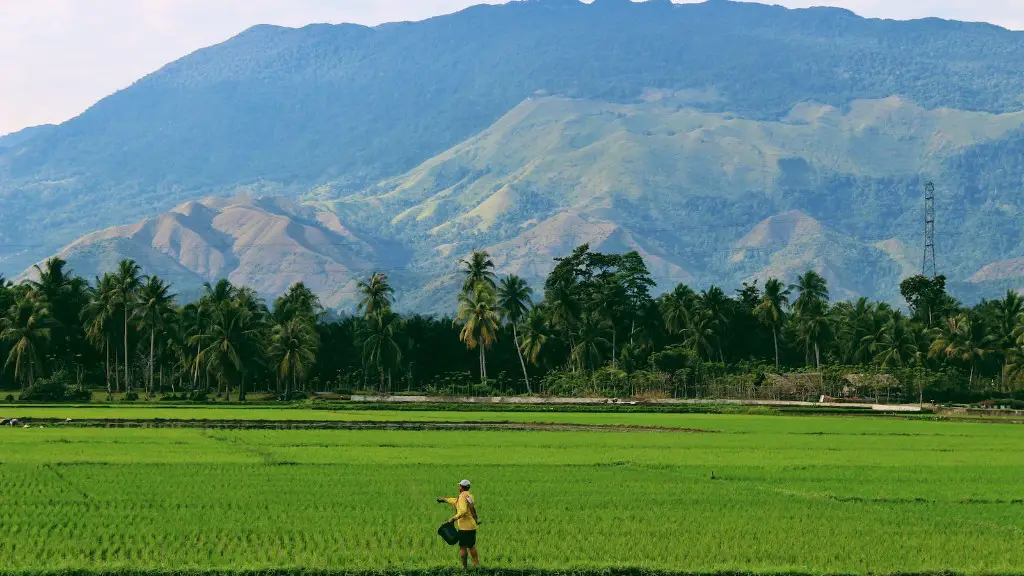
[0,413,1022,574]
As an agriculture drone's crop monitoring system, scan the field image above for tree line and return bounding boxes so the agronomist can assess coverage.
[1,245,1022,402]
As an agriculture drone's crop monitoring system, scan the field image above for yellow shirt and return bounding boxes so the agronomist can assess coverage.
[445,491,478,531]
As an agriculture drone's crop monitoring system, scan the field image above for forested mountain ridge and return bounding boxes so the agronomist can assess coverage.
[4,0,1024,278]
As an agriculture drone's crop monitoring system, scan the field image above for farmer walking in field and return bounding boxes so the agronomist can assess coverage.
[437,479,479,568]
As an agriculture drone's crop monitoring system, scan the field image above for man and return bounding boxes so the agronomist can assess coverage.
[437,479,479,568]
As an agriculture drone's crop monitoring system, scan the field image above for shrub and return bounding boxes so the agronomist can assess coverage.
[4,394,13,403]
[19,370,86,403]
[122,391,140,402]
[65,384,92,402]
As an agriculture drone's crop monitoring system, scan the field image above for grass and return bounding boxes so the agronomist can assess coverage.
[1,414,1023,574]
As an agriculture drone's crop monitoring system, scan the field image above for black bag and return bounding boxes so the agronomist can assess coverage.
[437,520,459,546]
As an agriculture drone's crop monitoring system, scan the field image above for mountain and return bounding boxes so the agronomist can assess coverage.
[0,125,56,149]
[5,0,1024,275]
[23,197,405,308]
[324,95,1024,307]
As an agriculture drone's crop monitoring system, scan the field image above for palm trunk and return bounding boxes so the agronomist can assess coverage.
[104,337,111,397]
[611,329,617,369]
[149,329,155,397]
[814,342,821,368]
[479,344,486,383]
[568,333,577,373]
[772,326,780,370]
[115,348,121,393]
[239,373,246,402]
[513,324,531,394]
[124,310,130,392]
[193,342,201,389]
[16,353,24,391]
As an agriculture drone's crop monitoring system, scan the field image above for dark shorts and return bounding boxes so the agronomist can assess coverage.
[458,530,477,548]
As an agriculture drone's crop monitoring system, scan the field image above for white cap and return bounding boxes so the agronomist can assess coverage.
[459,479,471,488]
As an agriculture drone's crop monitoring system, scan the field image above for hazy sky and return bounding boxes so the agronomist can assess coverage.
[2,0,1023,136]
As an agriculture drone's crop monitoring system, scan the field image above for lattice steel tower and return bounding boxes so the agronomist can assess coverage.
[922,181,937,278]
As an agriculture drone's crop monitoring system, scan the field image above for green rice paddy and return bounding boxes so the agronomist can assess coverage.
[0,411,1021,574]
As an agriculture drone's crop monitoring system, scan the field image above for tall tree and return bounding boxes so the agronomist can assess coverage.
[572,312,612,373]
[359,311,402,393]
[990,291,1024,388]
[193,300,262,400]
[459,251,497,296]
[135,276,176,396]
[792,271,830,367]
[754,278,790,369]
[270,317,319,398]
[1,298,53,389]
[872,311,919,369]
[697,286,730,362]
[518,307,548,370]
[82,273,119,396]
[274,282,323,323]
[683,308,719,362]
[113,260,143,391]
[662,283,696,337]
[356,273,394,319]
[456,284,501,382]
[497,275,534,394]
[929,313,993,386]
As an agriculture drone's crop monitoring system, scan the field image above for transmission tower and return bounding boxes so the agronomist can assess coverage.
[922,181,937,278]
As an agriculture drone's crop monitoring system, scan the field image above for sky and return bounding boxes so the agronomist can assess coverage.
[2,0,1023,136]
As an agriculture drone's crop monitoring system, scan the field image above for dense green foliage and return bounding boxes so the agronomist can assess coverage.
[0,415,1022,571]
[2,247,1024,404]
[4,0,1024,275]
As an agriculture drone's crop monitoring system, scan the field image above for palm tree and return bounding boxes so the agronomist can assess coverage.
[455,284,501,382]
[357,273,394,319]
[837,299,891,365]
[929,313,993,386]
[791,270,829,316]
[180,301,208,391]
[547,278,581,366]
[519,307,548,370]
[192,301,262,400]
[755,278,790,369]
[459,251,497,295]
[202,279,236,308]
[662,284,696,336]
[270,317,319,398]
[498,275,534,394]
[697,287,730,362]
[274,282,322,324]
[992,291,1024,388]
[359,311,402,393]
[572,312,612,372]
[798,306,831,368]
[82,273,119,396]
[1,298,53,389]
[791,271,830,367]
[872,311,918,369]
[112,260,142,391]
[683,308,719,362]
[134,276,176,396]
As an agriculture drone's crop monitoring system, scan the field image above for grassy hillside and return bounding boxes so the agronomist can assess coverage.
[26,197,405,308]
[4,0,1024,272]
[322,96,1024,309]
